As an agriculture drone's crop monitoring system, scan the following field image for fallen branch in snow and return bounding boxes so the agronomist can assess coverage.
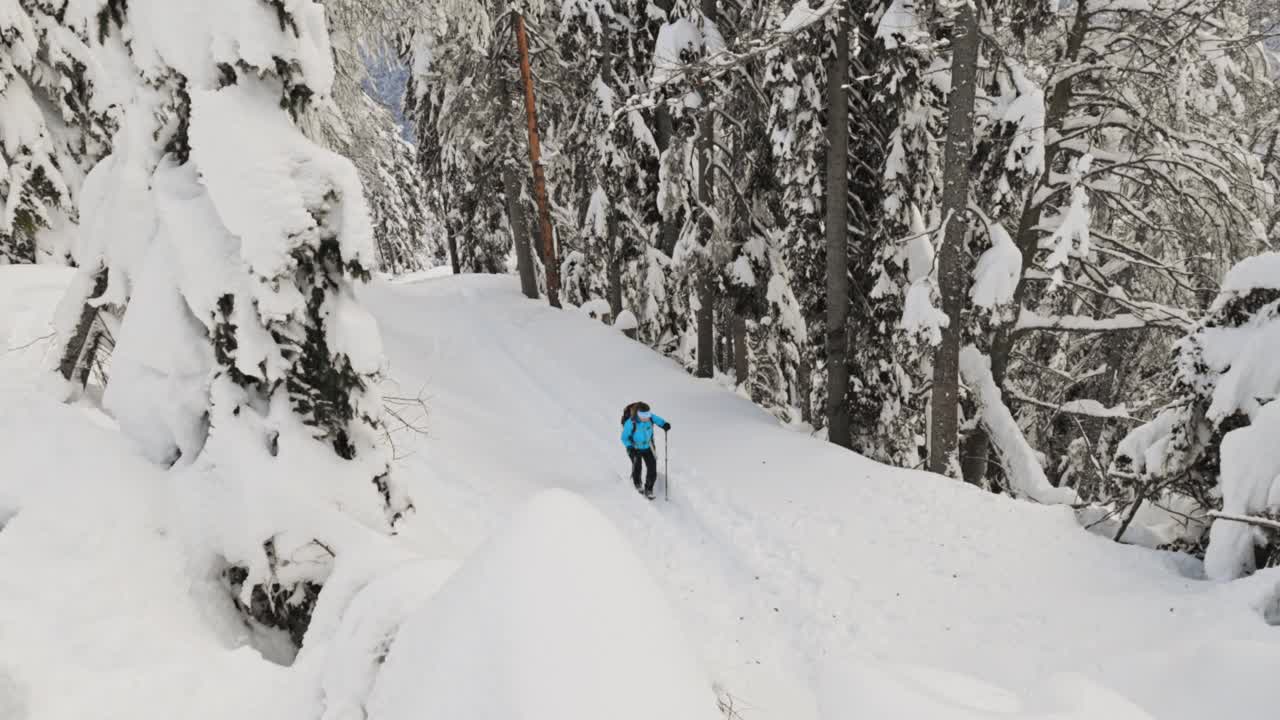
[1114,478,1153,542]
[4,332,54,353]
[382,391,431,460]
[1209,511,1280,533]
[715,684,748,720]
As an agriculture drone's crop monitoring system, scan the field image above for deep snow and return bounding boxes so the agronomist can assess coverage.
[2,268,1279,719]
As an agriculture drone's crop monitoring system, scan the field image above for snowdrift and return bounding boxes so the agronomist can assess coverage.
[0,265,74,392]
[367,489,719,720]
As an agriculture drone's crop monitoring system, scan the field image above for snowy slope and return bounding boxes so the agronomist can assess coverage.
[370,274,1280,719]
[2,269,1279,719]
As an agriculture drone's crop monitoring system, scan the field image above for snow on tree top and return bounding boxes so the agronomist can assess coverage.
[127,0,335,93]
[188,82,374,284]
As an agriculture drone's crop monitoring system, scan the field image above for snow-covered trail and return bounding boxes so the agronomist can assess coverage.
[3,268,1278,719]
[371,274,1280,719]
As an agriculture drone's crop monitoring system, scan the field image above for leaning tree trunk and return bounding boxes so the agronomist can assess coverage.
[823,4,852,449]
[57,270,109,387]
[928,1,980,477]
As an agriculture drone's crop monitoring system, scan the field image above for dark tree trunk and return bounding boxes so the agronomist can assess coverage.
[606,214,624,319]
[656,104,681,257]
[823,5,852,449]
[58,270,109,386]
[695,275,715,378]
[732,313,749,387]
[502,160,539,299]
[651,0,681,257]
[928,2,980,477]
[692,0,717,379]
[798,351,814,425]
[447,212,461,275]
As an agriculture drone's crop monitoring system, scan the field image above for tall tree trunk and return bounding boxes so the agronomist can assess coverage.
[606,219,624,318]
[502,160,539,299]
[692,0,717,379]
[651,0,681,256]
[960,1,1090,484]
[514,13,561,308]
[824,5,852,449]
[447,227,461,275]
[655,105,681,256]
[928,2,981,477]
[798,351,814,424]
[732,313,749,387]
[695,275,715,377]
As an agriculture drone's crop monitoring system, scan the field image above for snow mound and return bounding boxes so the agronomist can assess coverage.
[614,308,638,331]
[367,489,720,720]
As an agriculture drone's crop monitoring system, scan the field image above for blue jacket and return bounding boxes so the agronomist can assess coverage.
[622,414,667,451]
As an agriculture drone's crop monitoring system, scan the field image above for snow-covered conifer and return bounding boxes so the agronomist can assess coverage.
[0,1,112,264]
[60,0,411,648]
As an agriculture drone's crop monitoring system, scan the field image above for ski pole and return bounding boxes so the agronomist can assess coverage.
[664,429,670,501]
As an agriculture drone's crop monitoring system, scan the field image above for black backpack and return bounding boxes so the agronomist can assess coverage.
[620,401,647,425]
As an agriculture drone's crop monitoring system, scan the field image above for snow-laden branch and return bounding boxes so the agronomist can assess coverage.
[1015,309,1149,333]
[1208,511,1280,532]
[959,346,1079,506]
[1008,391,1144,424]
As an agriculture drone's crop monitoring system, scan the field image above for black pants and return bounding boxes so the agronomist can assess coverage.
[630,448,657,492]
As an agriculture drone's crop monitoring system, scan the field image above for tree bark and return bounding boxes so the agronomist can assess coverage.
[58,270,108,386]
[798,351,814,424]
[692,0,717,379]
[606,218,624,319]
[447,226,461,275]
[824,4,852,449]
[514,13,561,308]
[928,2,981,477]
[502,160,539,299]
[655,105,681,256]
[732,313,749,387]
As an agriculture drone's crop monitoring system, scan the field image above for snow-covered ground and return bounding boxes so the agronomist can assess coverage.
[2,268,1279,719]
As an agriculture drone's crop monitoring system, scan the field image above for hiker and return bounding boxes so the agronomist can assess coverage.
[620,401,671,498]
